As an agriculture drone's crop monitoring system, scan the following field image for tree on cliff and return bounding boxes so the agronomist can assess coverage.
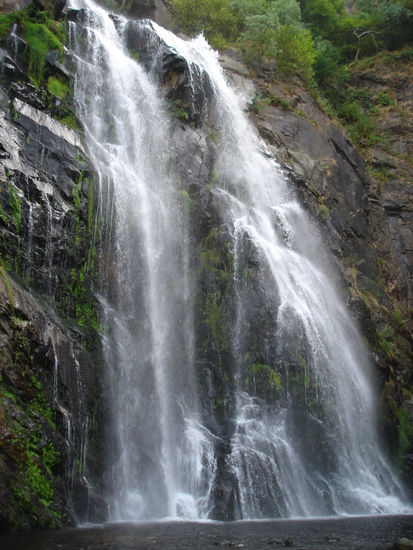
[170,0,317,82]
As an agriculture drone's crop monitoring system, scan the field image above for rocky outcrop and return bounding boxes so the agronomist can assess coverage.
[121,18,214,126]
[0,9,105,531]
[350,57,413,317]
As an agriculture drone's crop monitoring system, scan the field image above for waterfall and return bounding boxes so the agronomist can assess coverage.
[68,0,203,519]
[67,0,409,521]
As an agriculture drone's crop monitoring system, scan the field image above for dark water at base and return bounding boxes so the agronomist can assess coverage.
[1,516,412,550]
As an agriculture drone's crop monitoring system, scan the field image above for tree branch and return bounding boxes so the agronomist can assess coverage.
[353,27,380,61]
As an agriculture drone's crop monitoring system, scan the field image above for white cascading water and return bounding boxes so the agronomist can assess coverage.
[68,0,211,520]
[153,26,408,518]
[68,0,409,521]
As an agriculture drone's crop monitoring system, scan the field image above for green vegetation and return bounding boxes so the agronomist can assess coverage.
[270,94,291,110]
[246,362,282,393]
[170,0,237,48]
[382,382,413,473]
[0,4,79,133]
[0,203,8,224]
[66,171,100,331]
[0,10,21,37]
[205,290,226,345]
[395,406,413,473]
[194,227,236,414]
[1,325,62,528]
[47,75,69,99]
[309,0,412,146]
[197,226,234,355]
[0,5,65,85]
[179,188,194,216]
[393,308,406,328]
[0,262,15,307]
[59,113,81,130]
[88,178,95,231]
[1,4,96,328]
[170,99,190,121]
[8,182,22,234]
[170,0,317,82]
[10,419,61,526]
[69,263,99,330]
[376,325,394,355]
[22,21,63,84]
[208,128,220,143]
[318,204,330,219]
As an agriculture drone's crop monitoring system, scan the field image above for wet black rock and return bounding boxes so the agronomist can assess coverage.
[0,20,105,532]
[123,19,214,126]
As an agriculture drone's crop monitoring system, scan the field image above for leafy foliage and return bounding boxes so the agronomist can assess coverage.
[0,5,65,84]
[313,38,342,84]
[239,10,280,67]
[0,10,21,37]
[238,0,316,82]
[47,75,69,99]
[170,0,237,47]
[274,25,316,82]
[169,0,412,89]
[170,0,315,82]
[301,0,345,41]
[22,21,63,84]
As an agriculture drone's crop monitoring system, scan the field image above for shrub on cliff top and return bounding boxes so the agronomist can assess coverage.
[238,0,316,83]
[170,0,316,83]
[170,0,237,48]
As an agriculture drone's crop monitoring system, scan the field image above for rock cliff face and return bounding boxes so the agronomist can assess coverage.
[348,55,413,322]
[0,0,411,531]
[0,7,104,530]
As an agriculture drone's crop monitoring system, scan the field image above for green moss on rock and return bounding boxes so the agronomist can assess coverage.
[382,381,413,474]
[47,75,69,99]
[246,363,282,393]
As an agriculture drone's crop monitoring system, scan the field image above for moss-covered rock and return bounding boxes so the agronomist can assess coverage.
[0,1,105,532]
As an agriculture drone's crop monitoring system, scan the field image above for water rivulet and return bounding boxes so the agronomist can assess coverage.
[68,0,409,521]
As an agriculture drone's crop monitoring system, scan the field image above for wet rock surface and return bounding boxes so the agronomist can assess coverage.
[123,19,215,126]
[0,13,104,531]
[1,516,413,550]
